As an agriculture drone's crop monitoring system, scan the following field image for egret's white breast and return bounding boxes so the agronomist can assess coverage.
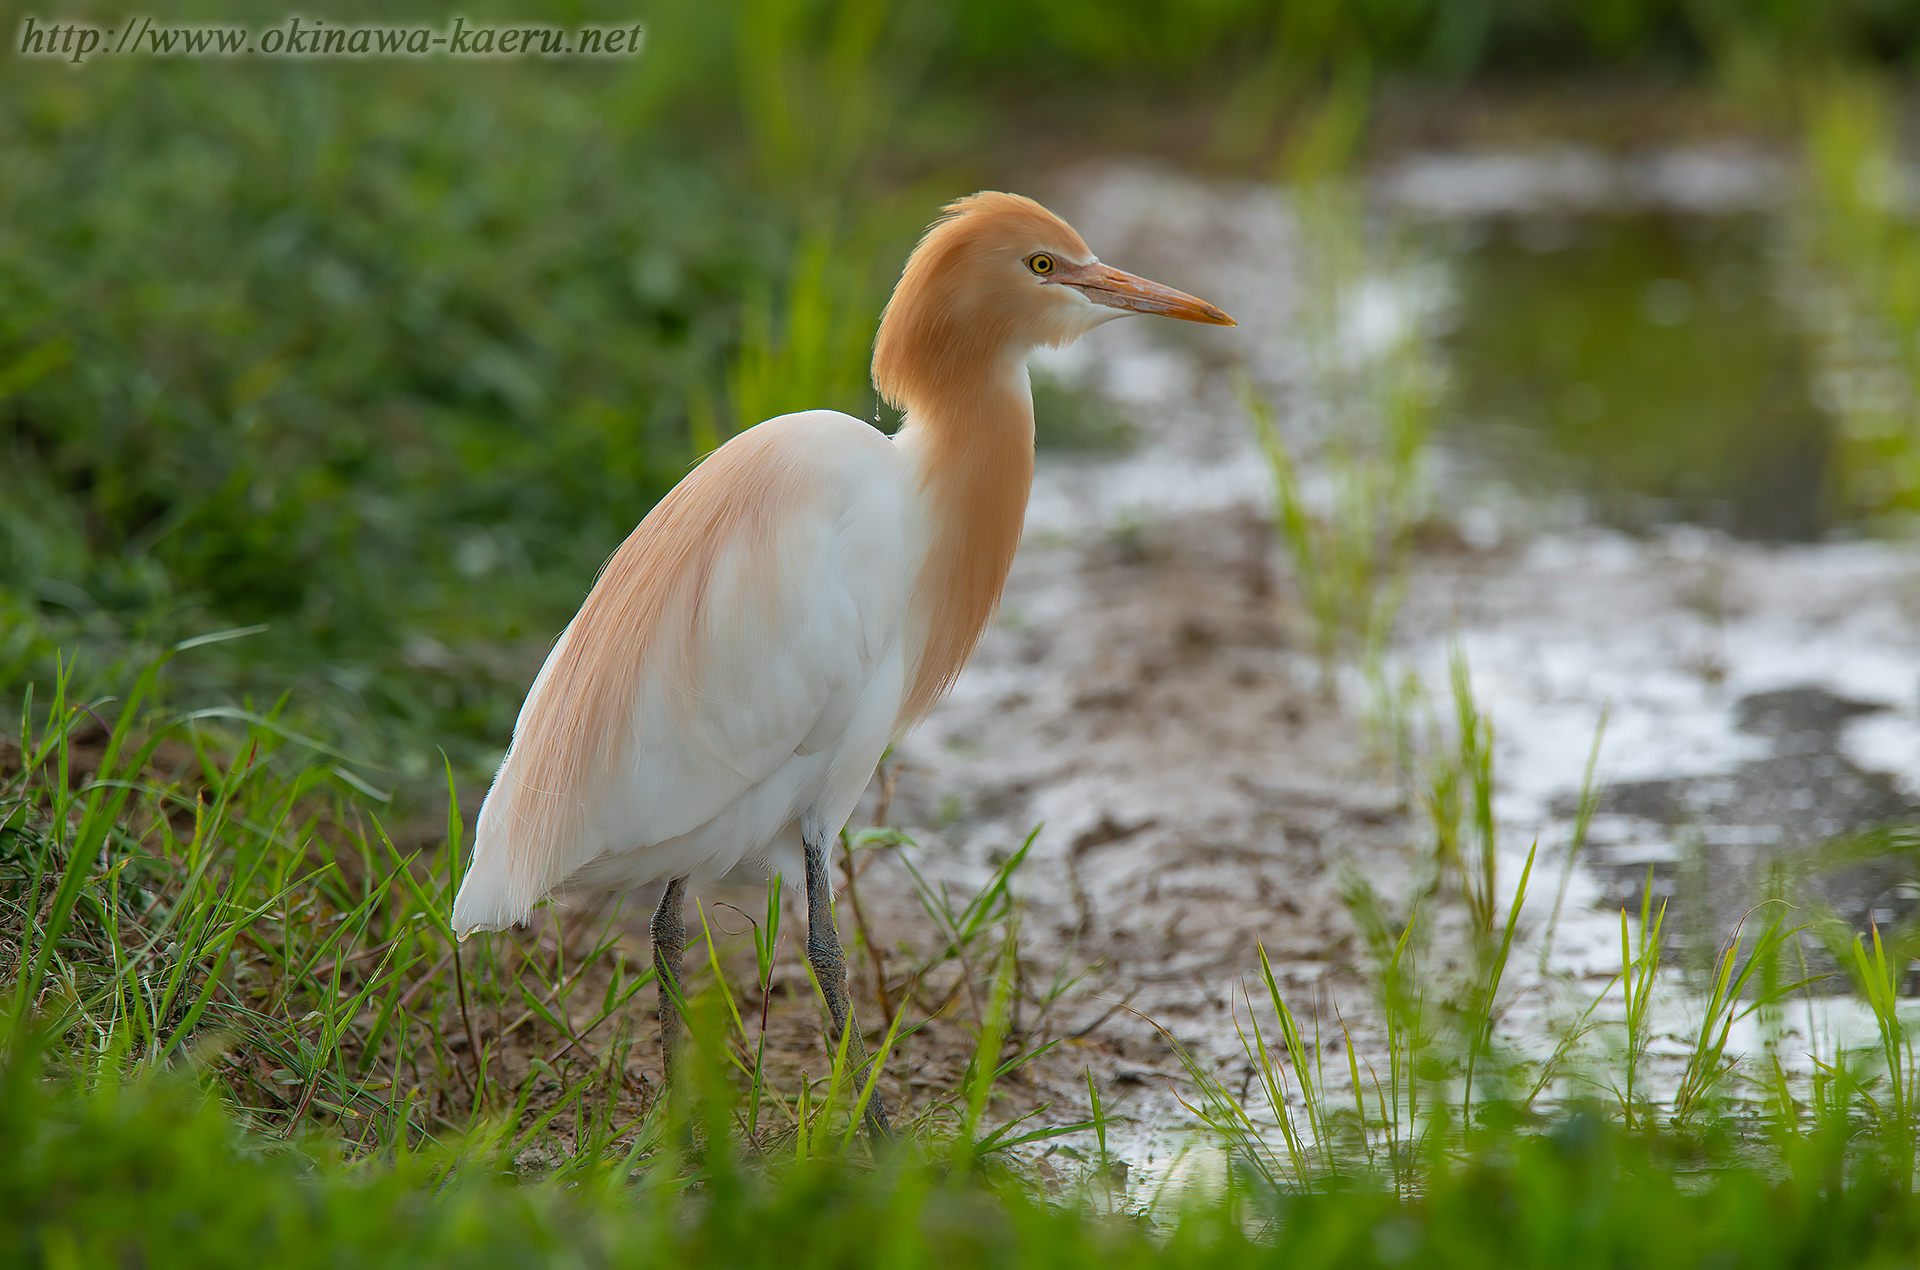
[455,410,929,931]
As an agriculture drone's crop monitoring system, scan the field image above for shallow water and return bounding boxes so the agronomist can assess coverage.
[1441,212,1837,541]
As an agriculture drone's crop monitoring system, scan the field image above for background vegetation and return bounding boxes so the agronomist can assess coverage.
[7,0,1920,1265]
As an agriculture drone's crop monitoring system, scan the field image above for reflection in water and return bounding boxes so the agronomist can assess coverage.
[1441,214,1834,541]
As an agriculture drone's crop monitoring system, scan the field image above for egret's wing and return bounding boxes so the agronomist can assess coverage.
[453,412,908,934]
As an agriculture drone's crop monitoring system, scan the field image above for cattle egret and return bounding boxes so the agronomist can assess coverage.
[452,191,1234,1136]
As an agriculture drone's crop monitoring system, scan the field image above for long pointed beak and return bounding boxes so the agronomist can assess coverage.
[1061,262,1236,326]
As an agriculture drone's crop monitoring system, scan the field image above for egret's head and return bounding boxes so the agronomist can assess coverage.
[874,191,1234,412]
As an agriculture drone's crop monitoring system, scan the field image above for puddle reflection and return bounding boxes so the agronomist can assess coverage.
[1441,213,1835,541]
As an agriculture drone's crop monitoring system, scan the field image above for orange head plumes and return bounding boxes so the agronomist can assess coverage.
[872,192,1235,728]
[872,191,1234,418]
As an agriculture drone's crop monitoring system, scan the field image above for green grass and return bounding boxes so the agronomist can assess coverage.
[10,637,1920,1265]
[0,636,1098,1156]
[23,1044,1920,1270]
[19,1060,1920,1269]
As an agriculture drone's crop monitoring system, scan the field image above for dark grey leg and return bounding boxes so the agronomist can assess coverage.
[804,828,893,1142]
[651,877,688,1087]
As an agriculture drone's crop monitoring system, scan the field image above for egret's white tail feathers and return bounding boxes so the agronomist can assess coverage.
[451,774,549,937]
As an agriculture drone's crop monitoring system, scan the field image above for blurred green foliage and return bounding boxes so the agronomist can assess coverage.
[0,56,756,763]
[0,0,912,787]
[1793,73,1920,529]
[941,0,1920,82]
[15,1054,1920,1268]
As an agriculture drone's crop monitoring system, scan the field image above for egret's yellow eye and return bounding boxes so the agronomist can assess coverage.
[1028,253,1055,276]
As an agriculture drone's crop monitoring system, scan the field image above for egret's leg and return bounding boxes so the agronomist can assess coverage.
[804,829,893,1142]
[651,876,688,1087]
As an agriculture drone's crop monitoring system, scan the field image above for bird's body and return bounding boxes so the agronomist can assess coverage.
[452,404,979,930]
[450,191,1232,1130]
